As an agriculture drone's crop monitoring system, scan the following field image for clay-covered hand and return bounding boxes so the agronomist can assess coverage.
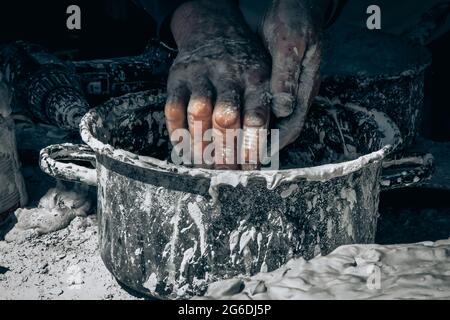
[262,0,328,149]
[165,0,271,169]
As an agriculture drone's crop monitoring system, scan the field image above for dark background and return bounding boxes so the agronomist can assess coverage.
[0,0,156,59]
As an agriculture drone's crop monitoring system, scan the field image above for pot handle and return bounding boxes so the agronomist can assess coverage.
[380,152,434,190]
[39,143,97,186]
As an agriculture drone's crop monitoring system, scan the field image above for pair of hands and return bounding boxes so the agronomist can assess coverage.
[164,0,327,169]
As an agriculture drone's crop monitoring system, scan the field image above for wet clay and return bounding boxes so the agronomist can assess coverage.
[5,181,93,243]
[200,238,450,300]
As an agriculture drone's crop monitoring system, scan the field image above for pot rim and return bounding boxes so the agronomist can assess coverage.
[79,93,402,185]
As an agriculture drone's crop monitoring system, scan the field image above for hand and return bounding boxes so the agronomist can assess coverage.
[165,0,271,169]
[262,0,328,149]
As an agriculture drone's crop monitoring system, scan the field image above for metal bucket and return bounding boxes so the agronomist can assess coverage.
[39,91,432,299]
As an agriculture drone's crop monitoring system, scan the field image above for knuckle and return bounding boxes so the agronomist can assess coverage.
[246,68,270,87]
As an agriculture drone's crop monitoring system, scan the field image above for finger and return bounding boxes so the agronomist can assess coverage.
[187,77,214,166]
[212,83,242,170]
[276,44,322,149]
[165,77,189,142]
[270,39,307,118]
[241,85,271,170]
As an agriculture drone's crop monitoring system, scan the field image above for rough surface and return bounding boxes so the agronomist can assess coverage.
[0,216,137,300]
[97,159,380,299]
[200,238,450,300]
[0,160,134,300]
[4,181,93,243]
[1,216,449,300]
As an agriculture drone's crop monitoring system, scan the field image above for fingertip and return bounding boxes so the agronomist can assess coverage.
[212,92,241,170]
[213,103,241,129]
[165,99,185,121]
[243,88,270,125]
[187,96,213,130]
[165,93,188,143]
[241,88,271,170]
[243,110,268,128]
[271,92,296,118]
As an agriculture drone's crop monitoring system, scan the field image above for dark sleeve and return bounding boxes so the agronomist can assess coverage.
[134,0,189,32]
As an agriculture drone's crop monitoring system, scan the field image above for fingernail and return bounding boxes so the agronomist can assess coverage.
[244,113,267,127]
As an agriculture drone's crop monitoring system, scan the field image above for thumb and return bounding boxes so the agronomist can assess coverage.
[270,39,307,118]
[275,43,322,149]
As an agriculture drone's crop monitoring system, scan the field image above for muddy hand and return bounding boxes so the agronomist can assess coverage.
[165,0,271,170]
[263,0,329,150]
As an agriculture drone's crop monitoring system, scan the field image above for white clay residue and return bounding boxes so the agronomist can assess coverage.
[165,195,185,283]
[239,227,256,254]
[340,188,357,210]
[201,239,450,300]
[280,184,299,198]
[179,247,196,281]
[5,182,92,243]
[143,273,158,293]
[187,200,207,255]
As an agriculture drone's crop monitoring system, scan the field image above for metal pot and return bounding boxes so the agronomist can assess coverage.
[39,91,431,299]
